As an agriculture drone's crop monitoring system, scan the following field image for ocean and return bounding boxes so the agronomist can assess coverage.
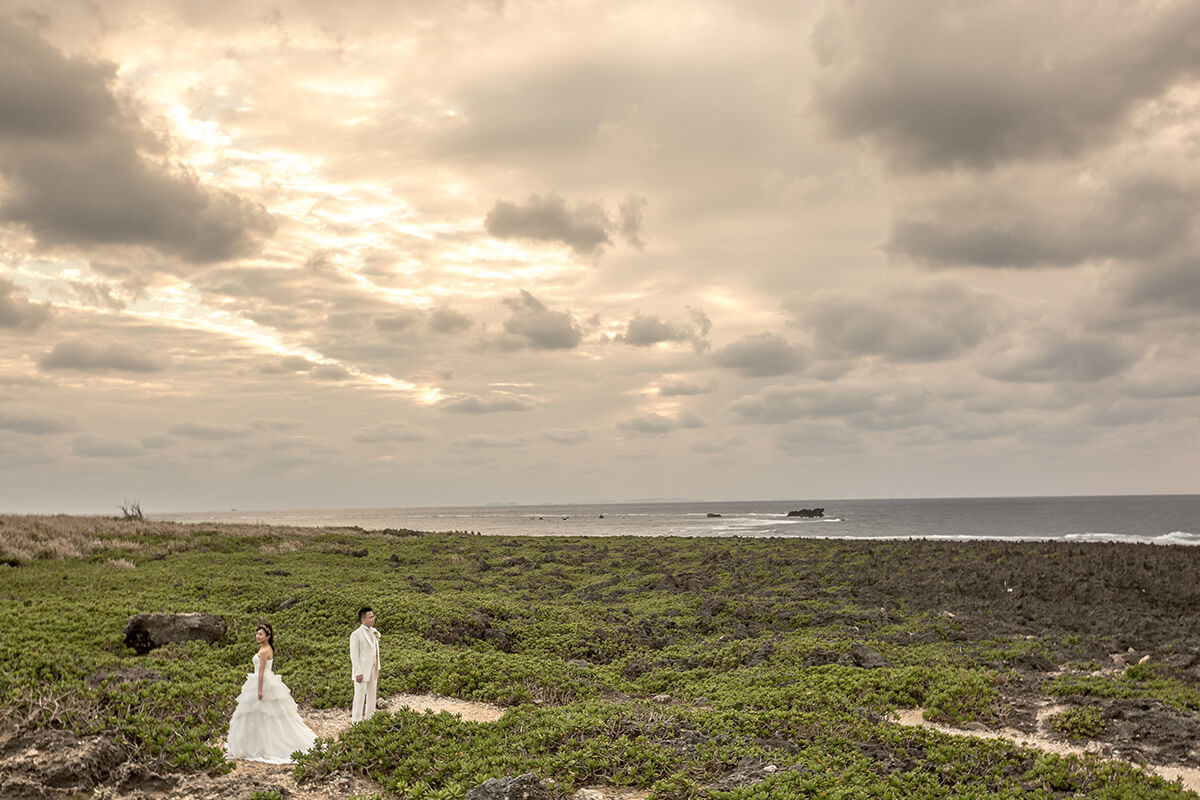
[159,495,1200,544]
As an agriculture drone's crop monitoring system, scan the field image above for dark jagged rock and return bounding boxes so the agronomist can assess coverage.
[848,643,890,669]
[465,773,552,800]
[744,637,776,667]
[122,613,227,655]
[786,508,824,518]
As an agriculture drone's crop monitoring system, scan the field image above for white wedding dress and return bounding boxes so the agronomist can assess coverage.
[224,653,317,763]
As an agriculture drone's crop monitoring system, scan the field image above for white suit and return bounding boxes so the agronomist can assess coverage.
[350,624,381,722]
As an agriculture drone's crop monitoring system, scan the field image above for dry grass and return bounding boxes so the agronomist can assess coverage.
[0,514,389,564]
[105,557,136,570]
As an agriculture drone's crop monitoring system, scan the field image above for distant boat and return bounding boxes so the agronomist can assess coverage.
[706,512,722,518]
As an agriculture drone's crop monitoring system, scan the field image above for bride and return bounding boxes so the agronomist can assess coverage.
[224,623,317,764]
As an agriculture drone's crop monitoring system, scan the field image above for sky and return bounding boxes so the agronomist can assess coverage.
[1,0,1198,514]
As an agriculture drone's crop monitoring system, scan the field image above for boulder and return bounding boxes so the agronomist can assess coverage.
[848,643,890,669]
[465,773,552,800]
[122,613,227,655]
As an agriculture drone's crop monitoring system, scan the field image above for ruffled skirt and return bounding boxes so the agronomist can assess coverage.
[224,671,317,764]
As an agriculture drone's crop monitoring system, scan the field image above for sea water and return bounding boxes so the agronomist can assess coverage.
[160,495,1200,544]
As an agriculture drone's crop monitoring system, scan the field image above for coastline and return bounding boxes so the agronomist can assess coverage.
[3,515,1199,799]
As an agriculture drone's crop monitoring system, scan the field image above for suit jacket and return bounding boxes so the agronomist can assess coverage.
[350,625,380,680]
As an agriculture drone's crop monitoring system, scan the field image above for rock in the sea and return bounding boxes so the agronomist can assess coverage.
[786,508,824,518]
[848,643,890,669]
[122,613,227,655]
[466,773,552,800]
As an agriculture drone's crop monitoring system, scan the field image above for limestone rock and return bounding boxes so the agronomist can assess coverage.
[122,613,227,654]
[466,773,553,800]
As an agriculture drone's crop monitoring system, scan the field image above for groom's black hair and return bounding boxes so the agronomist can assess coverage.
[358,606,373,622]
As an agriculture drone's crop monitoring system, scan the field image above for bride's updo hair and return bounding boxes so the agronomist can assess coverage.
[257,623,275,650]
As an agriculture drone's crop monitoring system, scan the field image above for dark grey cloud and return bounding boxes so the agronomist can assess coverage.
[980,331,1139,384]
[812,1,1200,171]
[429,307,473,334]
[439,393,538,413]
[0,21,275,262]
[71,434,141,458]
[0,279,52,330]
[890,175,1199,268]
[712,333,806,377]
[1117,256,1200,312]
[658,378,715,397]
[352,421,430,443]
[0,408,75,434]
[499,290,583,350]
[485,193,611,254]
[798,284,1001,361]
[617,411,705,435]
[541,429,589,444]
[730,385,875,424]
[167,422,248,440]
[40,338,167,372]
[618,308,711,352]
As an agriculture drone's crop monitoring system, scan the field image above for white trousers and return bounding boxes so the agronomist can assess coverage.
[352,676,377,722]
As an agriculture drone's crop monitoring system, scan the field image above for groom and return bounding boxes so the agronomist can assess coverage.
[350,606,381,722]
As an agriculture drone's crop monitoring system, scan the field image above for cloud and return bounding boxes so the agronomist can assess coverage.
[499,290,583,350]
[618,195,647,248]
[797,284,1002,362]
[658,377,715,397]
[374,311,418,332]
[429,307,474,334]
[889,174,1199,269]
[541,429,590,444]
[0,408,75,435]
[980,329,1140,383]
[439,393,539,414]
[712,333,806,377]
[167,422,247,440]
[811,1,1200,171]
[0,279,52,330]
[1117,256,1200,312]
[485,192,612,254]
[617,411,706,435]
[730,385,876,424]
[258,356,315,375]
[618,308,711,352]
[458,433,526,448]
[352,421,431,443]
[0,21,275,262]
[249,418,304,432]
[71,434,141,459]
[40,339,168,372]
[140,435,172,449]
[311,364,353,381]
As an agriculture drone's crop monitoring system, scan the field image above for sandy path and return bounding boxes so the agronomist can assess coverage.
[892,707,1200,794]
[218,695,645,800]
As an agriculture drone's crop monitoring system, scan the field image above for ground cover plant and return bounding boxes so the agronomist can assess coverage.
[2,515,1200,798]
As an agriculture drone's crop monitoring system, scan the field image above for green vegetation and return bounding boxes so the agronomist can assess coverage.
[1047,706,1106,740]
[1,517,1197,799]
